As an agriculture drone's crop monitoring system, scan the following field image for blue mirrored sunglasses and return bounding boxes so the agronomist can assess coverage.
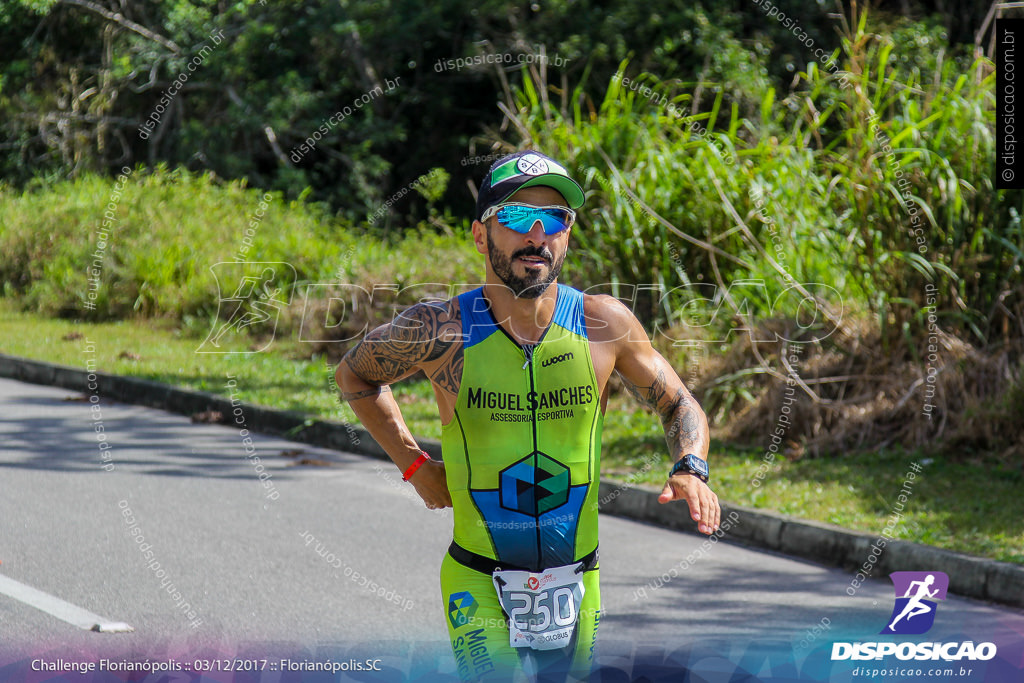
[481,203,576,234]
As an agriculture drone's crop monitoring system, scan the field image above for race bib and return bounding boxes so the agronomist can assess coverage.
[492,563,586,650]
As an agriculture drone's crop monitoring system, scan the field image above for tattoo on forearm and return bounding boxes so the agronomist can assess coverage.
[620,368,662,407]
[343,301,461,385]
[665,407,701,457]
[341,385,392,401]
[619,369,702,456]
[619,369,685,418]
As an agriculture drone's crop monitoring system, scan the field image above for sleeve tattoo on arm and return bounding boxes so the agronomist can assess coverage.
[340,385,392,401]
[618,368,702,457]
[430,345,463,395]
[343,300,462,392]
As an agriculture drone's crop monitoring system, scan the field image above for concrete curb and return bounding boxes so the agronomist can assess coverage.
[0,352,410,460]
[2,352,1022,608]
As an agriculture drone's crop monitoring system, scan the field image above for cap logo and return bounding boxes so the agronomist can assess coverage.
[516,153,549,176]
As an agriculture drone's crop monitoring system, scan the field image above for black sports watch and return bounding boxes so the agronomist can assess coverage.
[669,454,709,483]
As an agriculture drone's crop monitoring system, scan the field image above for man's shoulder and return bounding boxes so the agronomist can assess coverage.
[581,292,645,343]
[376,297,461,344]
[582,293,636,324]
[353,296,462,369]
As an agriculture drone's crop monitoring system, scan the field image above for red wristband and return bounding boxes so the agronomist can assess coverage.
[402,451,431,482]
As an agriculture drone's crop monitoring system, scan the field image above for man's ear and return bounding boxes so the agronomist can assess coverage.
[471,220,488,255]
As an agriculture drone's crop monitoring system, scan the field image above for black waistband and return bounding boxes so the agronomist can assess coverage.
[447,541,598,576]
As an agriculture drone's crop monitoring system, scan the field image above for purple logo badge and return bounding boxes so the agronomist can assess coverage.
[881,571,949,635]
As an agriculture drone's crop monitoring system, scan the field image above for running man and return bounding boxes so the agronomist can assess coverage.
[336,150,720,680]
[888,574,939,631]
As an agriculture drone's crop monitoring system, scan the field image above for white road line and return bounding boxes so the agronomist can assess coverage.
[0,573,133,633]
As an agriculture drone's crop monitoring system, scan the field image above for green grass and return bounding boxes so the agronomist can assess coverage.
[0,166,480,325]
[2,302,1021,564]
[0,167,353,321]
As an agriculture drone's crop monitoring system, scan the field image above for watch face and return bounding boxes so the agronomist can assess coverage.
[685,454,709,477]
[670,455,709,481]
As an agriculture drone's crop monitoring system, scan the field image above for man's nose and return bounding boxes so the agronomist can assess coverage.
[523,219,547,243]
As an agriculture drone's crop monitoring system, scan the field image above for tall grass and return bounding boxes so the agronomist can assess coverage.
[0,166,481,347]
[494,7,1010,351]
[501,67,851,360]
[804,9,1014,347]
[0,167,350,320]
[484,6,1021,451]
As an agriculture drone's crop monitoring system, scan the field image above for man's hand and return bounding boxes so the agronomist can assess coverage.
[408,460,453,510]
[659,473,720,535]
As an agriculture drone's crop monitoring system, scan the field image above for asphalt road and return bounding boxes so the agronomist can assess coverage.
[1,376,1022,681]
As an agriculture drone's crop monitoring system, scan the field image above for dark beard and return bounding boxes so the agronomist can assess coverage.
[486,225,564,299]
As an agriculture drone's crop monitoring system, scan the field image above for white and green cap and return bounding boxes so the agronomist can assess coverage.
[475,150,585,220]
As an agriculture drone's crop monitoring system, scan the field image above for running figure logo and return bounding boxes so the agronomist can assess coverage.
[197,262,296,354]
[881,571,949,635]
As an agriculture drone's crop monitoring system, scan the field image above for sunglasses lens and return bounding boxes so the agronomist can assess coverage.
[495,205,572,234]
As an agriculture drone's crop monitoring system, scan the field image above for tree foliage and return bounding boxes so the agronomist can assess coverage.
[0,0,976,221]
